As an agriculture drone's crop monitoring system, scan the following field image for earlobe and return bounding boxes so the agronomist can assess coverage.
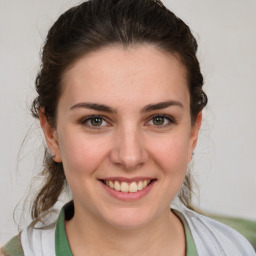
[39,108,62,163]
[188,111,202,162]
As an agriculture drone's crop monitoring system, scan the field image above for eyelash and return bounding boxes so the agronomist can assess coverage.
[147,114,175,128]
[80,115,109,130]
[80,114,175,130]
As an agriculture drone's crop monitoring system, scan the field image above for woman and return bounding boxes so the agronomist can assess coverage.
[1,0,255,255]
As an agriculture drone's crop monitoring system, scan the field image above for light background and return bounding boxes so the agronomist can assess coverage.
[0,0,255,244]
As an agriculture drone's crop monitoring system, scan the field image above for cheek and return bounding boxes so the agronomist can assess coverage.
[58,131,109,177]
[148,134,190,174]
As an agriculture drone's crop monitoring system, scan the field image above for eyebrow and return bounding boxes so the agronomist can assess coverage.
[69,100,183,113]
[141,100,183,113]
[70,102,117,113]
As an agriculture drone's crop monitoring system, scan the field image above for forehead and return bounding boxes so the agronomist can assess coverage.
[60,45,189,110]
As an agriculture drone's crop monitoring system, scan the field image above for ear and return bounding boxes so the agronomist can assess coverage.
[39,108,62,163]
[188,111,202,162]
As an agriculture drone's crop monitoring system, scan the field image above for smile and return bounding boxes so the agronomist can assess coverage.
[103,180,151,193]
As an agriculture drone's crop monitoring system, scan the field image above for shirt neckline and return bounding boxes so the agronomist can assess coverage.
[55,201,198,256]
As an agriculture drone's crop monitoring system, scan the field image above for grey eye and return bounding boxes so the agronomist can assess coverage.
[90,117,103,126]
[148,115,173,126]
[81,115,108,128]
[152,116,165,125]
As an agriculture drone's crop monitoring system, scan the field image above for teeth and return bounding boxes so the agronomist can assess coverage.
[105,179,152,193]
[109,180,114,188]
[114,181,121,191]
[137,181,143,191]
[129,182,137,192]
[120,182,129,192]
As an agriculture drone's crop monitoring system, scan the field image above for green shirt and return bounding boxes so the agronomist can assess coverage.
[1,202,198,256]
[55,202,198,256]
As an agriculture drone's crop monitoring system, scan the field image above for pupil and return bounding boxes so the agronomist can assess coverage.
[92,117,102,126]
[153,116,164,125]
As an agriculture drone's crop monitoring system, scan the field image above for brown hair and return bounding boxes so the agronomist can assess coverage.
[31,0,207,219]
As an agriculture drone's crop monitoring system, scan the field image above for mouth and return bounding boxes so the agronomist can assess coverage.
[100,179,156,193]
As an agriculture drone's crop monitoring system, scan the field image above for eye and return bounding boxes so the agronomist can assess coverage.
[81,115,109,129]
[147,114,175,127]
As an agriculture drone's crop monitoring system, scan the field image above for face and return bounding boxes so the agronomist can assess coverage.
[41,45,201,229]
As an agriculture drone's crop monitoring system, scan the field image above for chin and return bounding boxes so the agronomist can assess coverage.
[102,207,155,230]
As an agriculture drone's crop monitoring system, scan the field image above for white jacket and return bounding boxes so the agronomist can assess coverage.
[180,207,255,256]
[20,206,256,256]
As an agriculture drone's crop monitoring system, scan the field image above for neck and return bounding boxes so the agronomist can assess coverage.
[65,206,185,256]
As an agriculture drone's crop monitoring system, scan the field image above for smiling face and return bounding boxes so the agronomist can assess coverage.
[42,45,201,229]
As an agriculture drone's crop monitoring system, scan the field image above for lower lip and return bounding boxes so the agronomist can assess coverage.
[100,180,156,201]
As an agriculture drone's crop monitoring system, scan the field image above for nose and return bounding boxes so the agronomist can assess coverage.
[109,124,148,170]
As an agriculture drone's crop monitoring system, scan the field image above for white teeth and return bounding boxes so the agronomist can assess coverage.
[105,179,152,193]
[129,182,137,192]
[120,182,129,192]
[114,181,121,191]
[137,181,143,191]
[109,180,114,188]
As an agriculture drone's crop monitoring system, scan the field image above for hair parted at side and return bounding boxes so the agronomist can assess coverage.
[31,0,207,219]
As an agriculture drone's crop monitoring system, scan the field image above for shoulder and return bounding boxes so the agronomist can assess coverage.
[1,207,64,256]
[0,233,24,256]
[20,210,58,255]
[180,207,256,256]
[1,218,56,256]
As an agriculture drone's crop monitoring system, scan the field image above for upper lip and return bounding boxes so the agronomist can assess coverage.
[99,177,156,183]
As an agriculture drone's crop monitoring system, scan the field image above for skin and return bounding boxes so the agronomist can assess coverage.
[40,45,202,256]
